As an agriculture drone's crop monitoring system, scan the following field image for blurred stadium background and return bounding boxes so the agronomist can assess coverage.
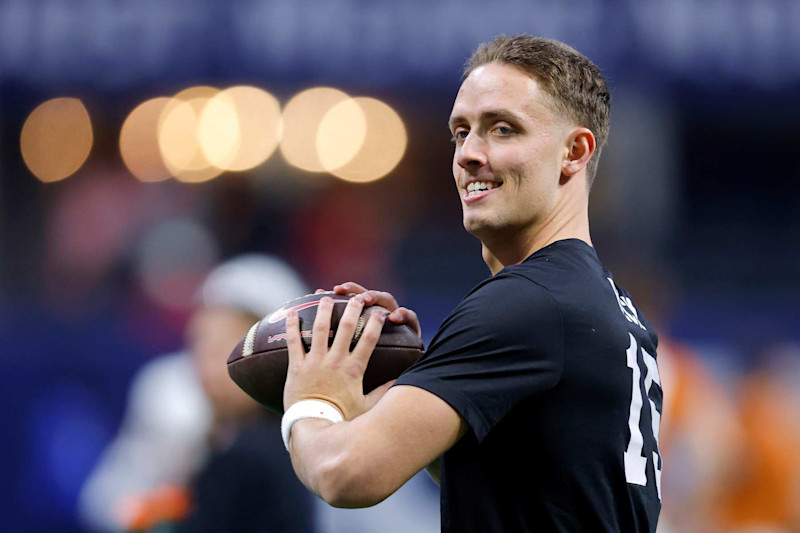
[1,0,799,531]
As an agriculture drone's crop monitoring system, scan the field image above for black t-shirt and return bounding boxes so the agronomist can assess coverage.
[395,239,662,532]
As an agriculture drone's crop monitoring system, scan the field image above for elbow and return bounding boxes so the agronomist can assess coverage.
[315,452,391,508]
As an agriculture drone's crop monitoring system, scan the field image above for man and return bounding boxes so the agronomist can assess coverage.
[281,35,663,532]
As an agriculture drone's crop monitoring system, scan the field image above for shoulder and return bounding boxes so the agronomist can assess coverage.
[461,269,561,318]
[503,240,635,332]
[427,270,565,358]
[505,239,601,288]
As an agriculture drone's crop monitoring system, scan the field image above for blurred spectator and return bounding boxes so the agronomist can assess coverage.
[657,339,744,533]
[79,254,313,532]
[78,350,211,532]
[716,344,800,532]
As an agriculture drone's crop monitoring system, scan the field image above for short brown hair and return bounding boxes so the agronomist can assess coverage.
[465,35,611,185]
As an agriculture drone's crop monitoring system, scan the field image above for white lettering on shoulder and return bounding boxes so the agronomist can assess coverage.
[608,278,647,331]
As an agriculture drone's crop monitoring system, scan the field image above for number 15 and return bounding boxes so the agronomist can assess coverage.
[624,333,662,500]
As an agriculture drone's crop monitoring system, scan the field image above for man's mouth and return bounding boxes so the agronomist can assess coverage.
[465,181,501,198]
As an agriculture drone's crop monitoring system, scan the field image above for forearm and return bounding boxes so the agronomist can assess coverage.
[288,418,339,498]
[288,418,391,508]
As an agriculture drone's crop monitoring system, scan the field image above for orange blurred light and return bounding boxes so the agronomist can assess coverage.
[20,98,93,183]
[329,97,407,183]
[317,97,367,172]
[198,86,282,172]
[158,87,223,183]
[172,86,220,103]
[120,97,173,182]
[280,87,350,173]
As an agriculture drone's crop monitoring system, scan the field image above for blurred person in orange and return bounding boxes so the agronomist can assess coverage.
[656,339,744,532]
[79,254,314,532]
[715,343,800,532]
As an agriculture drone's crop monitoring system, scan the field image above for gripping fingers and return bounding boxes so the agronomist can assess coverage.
[331,297,364,354]
[333,282,367,295]
[356,290,399,311]
[285,310,305,367]
[389,307,422,337]
[310,297,334,356]
[351,311,386,364]
[332,284,400,314]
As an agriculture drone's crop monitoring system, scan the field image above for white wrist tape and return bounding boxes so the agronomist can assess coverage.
[281,400,344,451]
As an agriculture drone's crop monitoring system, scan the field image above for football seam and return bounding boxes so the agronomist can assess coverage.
[352,315,366,347]
[242,320,261,357]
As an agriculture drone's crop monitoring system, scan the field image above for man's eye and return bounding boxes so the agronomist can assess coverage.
[451,130,468,143]
[494,126,513,135]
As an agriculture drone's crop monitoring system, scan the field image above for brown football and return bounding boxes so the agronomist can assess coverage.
[227,292,424,414]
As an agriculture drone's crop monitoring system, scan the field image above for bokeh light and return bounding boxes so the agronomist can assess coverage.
[279,87,350,173]
[159,101,204,173]
[197,94,240,170]
[198,86,281,172]
[158,86,223,183]
[119,97,173,182]
[316,97,367,173]
[328,97,407,183]
[20,98,93,183]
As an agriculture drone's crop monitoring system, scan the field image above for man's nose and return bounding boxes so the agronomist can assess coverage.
[457,133,488,169]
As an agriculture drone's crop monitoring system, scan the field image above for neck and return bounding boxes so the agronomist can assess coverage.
[482,193,592,275]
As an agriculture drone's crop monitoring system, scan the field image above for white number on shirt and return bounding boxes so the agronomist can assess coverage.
[624,333,662,500]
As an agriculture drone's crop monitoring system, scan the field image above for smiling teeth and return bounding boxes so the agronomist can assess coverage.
[466,181,498,196]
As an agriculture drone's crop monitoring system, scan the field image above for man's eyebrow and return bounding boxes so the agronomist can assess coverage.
[447,115,465,130]
[482,109,523,122]
[448,109,524,130]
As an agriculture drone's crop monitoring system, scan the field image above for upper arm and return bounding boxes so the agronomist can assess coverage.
[316,384,467,507]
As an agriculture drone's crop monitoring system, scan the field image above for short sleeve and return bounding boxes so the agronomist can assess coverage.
[394,273,564,442]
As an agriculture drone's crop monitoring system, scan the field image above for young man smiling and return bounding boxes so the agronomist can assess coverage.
[280,35,663,532]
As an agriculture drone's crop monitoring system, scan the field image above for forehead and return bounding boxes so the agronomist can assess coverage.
[449,62,553,125]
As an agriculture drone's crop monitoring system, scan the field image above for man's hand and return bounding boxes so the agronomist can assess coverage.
[284,289,465,507]
[327,282,422,338]
[283,296,392,420]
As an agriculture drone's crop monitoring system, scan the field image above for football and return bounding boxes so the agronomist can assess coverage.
[227,292,424,414]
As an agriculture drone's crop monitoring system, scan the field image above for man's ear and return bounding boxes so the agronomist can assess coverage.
[561,127,596,178]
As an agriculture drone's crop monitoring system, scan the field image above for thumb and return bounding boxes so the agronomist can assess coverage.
[364,380,396,411]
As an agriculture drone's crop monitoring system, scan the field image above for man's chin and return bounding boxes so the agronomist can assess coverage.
[463,216,496,240]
